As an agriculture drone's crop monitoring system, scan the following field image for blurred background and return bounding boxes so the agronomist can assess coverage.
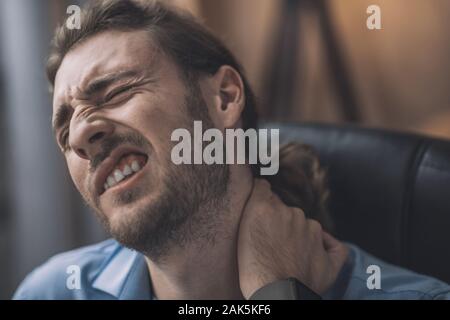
[1,0,450,299]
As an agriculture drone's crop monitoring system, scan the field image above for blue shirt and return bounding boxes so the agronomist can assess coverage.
[13,239,450,300]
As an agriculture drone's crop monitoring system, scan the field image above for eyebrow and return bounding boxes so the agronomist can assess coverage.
[83,69,141,97]
[52,69,142,134]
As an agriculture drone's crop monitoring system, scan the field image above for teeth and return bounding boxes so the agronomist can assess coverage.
[123,165,132,176]
[107,176,117,188]
[103,159,145,193]
[131,160,141,172]
[114,169,125,182]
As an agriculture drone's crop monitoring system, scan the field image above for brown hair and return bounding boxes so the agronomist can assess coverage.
[47,0,332,231]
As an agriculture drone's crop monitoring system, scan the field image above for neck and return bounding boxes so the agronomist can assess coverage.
[146,165,253,300]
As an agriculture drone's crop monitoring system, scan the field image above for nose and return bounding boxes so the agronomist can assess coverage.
[69,111,114,160]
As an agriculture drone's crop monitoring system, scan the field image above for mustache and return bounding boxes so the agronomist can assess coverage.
[89,133,149,173]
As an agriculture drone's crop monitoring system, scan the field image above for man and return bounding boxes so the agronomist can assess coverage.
[14,0,450,299]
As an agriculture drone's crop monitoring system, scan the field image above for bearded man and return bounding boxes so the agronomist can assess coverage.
[14,0,450,300]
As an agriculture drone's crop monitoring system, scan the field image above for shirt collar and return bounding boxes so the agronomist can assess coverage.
[92,245,153,300]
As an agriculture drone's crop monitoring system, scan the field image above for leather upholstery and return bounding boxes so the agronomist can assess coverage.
[264,122,450,284]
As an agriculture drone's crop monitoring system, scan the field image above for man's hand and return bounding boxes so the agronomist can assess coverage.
[237,179,349,299]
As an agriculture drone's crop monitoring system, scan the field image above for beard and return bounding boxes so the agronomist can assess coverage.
[87,82,230,263]
[109,156,230,262]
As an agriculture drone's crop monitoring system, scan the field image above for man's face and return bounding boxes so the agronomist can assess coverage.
[52,30,229,259]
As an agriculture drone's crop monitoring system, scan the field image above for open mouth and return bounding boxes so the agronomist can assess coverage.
[101,152,148,194]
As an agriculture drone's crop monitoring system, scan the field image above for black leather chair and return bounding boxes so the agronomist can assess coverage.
[266,122,450,284]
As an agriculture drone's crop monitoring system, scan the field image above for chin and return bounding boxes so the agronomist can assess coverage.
[106,206,146,238]
[103,188,160,228]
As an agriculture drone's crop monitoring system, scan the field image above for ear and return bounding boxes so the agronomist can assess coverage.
[207,65,245,129]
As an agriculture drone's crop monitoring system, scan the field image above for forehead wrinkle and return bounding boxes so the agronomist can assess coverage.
[75,39,162,96]
[55,31,162,102]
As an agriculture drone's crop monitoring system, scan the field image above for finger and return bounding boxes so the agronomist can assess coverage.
[245,178,272,206]
[253,179,289,209]
[322,230,340,251]
[291,207,306,220]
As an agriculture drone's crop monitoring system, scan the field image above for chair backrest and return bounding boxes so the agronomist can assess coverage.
[266,122,450,284]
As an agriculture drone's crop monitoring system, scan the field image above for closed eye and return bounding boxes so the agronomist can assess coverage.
[104,85,134,103]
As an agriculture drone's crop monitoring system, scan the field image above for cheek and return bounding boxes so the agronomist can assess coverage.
[66,154,89,195]
[142,110,192,171]
[117,94,189,154]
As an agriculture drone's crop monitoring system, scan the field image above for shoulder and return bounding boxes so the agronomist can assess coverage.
[338,243,450,300]
[13,239,121,300]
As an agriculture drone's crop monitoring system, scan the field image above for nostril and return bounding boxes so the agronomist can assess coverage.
[77,148,87,158]
[88,132,106,144]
